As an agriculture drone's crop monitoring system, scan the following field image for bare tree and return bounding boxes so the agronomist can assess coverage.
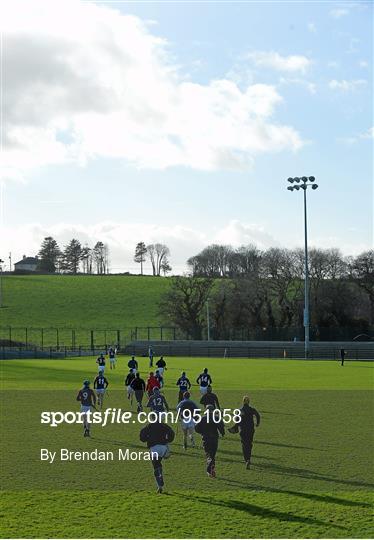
[147,243,170,276]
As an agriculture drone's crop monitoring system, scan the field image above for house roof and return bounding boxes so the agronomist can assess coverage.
[14,257,39,265]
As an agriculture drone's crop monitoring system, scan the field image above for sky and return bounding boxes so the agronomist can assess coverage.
[0,0,373,273]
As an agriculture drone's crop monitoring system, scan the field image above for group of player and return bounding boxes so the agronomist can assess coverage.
[76,348,261,493]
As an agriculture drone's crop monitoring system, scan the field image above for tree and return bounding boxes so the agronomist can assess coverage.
[158,276,213,339]
[81,245,93,274]
[134,242,147,275]
[147,243,170,276]
[349,250,374,324]
[161,257,172,276]
[62,239,83,274]
[37,237,61,273]
[93,242,109,275]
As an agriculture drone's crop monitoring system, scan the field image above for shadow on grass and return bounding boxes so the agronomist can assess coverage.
[170,493,346,530]
[254,461,374,489]
[256,440,319,451]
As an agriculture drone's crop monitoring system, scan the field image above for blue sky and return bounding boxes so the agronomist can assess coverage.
[1,0,372,272]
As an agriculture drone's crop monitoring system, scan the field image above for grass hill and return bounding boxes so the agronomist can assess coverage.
[0,275,171,346]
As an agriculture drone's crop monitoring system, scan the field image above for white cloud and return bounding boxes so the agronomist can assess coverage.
[279,77,317,95]
[328,79,367,91]
[337,127,374,145]
[359,60,369,68]
[1,0,304,181]
[246,51,312,74]
[329,8,349,18]
[1,220,278,274]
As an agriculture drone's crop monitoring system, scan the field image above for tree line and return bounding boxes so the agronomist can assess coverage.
[159,245,374,340]
[37,237,109,274]
[134,242,171,276]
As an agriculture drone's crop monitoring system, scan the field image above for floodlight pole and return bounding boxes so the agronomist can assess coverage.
[287,176,318,359]
[303,188,310,359]
[206,300,210,341]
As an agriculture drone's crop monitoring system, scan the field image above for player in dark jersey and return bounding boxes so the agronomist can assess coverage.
[93,372,109,409]
[176,391,198,450]
[200,386,220,410]
[340,348,347,366]
[196,368,212,395]
[125,369,136,406]
[128,356,138,373]
[148,346,154,368]
[140,420,175,493]
[108,347,116,370]
[155,369,164,388]
[146,388,169,416]
[130,372,146,412]
[228,396,260,469]
[96,353,106,374]
[176,371,191,404]
[76,380,96,437]
[155,356,167,377]
[195,404,225,477]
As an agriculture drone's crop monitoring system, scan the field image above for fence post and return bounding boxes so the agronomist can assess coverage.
[25,327,28,347]
[9,326,11,343]
[147,327,150,341]
[41,328,44,349]
[117,330,120,347]
[72,329,76,349]
[161,327,163,341]
[173,327,176,340]
[135,327,138,340]
[91,330,94,351]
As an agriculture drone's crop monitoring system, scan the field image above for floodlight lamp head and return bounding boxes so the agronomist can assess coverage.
[294,185,300,190]
[301,184,307,190]
[312,184,319,190]
[287,177,294,183]
[287,186,294,191]
[302,176,308,182]
[294,177,300,183]
[309,176,315,182]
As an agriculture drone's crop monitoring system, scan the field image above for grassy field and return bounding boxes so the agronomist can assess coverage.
[0,275,170,345]
[0,355,373,538]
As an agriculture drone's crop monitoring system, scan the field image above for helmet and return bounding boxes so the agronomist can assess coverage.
[204,368,208,373]
[183,391,190,399]
[153,387,160,395]
[83,379,90,386]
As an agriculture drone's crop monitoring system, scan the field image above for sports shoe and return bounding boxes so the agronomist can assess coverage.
[156,487,163,494]
[246,461,251,469]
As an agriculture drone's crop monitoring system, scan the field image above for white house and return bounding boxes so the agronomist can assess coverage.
[14,255,39,272]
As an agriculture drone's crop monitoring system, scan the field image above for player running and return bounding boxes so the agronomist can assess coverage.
[125,368,136,406]
[176,371,192,404]
[93,372,109,409]
[146,372,161,397]
[130,373,146,412]
[228,396,260,469]
[140,419,175,493]
[76,380,96,437]
[155,356,167,377]
[200,386,220,409]
[176,391,198,450]
[155,369,164,388]
[196,368,212,395]
[146,387,169,417]
[96,353,106,374]
[108,347,116,370]
[195,404,225,478]
[128,356,138,373]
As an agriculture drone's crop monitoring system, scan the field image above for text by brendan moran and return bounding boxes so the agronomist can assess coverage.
[40,448,158,463]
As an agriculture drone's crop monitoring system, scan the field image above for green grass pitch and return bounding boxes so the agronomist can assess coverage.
[0,356,373,538]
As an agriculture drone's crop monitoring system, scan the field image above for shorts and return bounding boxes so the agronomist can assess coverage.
[127,385,134,395]
[157,367,164,376]
[200,386,208,395]
[110,358,116,364]
[150,444,170,460]
[181,419,195,433]
[80,405,91,413]
[131,368,137,374]
[98,366,105,373]
[96,388,105,395]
